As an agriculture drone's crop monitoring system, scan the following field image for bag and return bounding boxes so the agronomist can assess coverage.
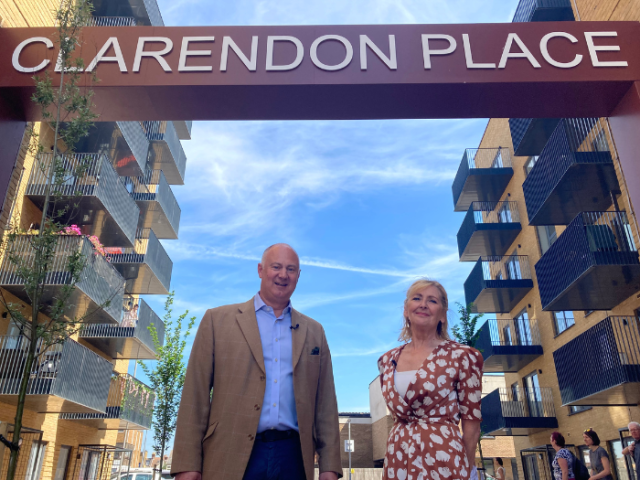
[571,452,590,480]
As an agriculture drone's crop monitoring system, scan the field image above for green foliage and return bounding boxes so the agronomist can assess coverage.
[138,293,196,474]
[451,302,484,348]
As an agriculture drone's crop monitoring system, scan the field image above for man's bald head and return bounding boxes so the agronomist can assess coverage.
[261,243,299,266]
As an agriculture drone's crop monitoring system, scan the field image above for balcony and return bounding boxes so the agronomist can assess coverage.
[523,118,620,226]
[143,121,187,185]
[457,201,522,262]
[89,16,137,26]
[476,319,543,373]
[452,148,513,212]
[512,0,574,22]
[0,336,112,414]
[464,256,533,313]
[173,120,192,140]
[509,118,561,157]
[79,298,164,360]
[92,0,164,26]
[536,211,640,311]
[554,316,640,406]
[0,235,125,324]
[107,229,172,295]
[125,170,180,239]
[481,387,558,436]
[60,373,155,429]
[25,153,139,247]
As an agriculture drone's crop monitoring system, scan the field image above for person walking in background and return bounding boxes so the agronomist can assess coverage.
[171,244,342,480]
[551,432,575,480]
[377,279,483,480]
[583,429,612,480]
[622,422,640,479]
[494,458,506,480]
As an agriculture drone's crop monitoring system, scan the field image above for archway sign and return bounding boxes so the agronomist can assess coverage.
[1,21,640,205]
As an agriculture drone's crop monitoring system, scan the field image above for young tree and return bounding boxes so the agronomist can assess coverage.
[138,293,196,476]
[451,303,487,479]
[1,3,106,480]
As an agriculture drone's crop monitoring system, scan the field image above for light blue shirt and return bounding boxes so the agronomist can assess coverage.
[254,293,298,433]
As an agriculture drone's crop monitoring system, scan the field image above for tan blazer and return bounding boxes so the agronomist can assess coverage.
[170,299,342,480]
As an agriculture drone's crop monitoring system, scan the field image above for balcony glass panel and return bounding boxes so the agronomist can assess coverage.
[464,255,533,313]
[143,121,187,185]
[25,153,139,247]
[512,0,574,22]
[523,118,619,225]
[107,229,172,295]
[509,118,561,157]
[452,148,513,212]
[60,373,155,429]
[553,316,640,406]
[481,387,558,436]
[125,170,180,239]
[457,201,522,261]
[0,236,125,324]
[476,318,543,372]
[79,298,164,359]
[0,336,112,413]
[536,211,640,311]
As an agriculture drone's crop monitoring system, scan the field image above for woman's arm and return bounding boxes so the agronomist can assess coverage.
[590,456,611,480]
[461,419,481,468]
[558,457,569,480]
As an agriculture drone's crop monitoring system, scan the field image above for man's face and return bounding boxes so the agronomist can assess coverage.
[630,425,640,440]
[258,246,300,304]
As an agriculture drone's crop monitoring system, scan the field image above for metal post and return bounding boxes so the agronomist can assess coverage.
[348,420,352,480]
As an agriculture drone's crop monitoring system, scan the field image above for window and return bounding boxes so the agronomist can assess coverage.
[54,446,71,480]
[537,225,557,255]
[553,312,575,335]
[592,129,610,152]
[524,371,543,417]
[492,149,504,168]
[524,156,538,176]
[514,310,533,346]
[506,255,523,280]
[25,441,47,480]
[585,310,595,316]
[569,405,591,415]
[610,439,631,480]
[483,459,495,477]
[498,202,513,223]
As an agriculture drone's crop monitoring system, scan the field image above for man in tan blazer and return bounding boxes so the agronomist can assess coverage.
[171,244,342,480]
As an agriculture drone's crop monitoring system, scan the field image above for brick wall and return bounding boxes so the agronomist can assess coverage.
[339,420,374,468]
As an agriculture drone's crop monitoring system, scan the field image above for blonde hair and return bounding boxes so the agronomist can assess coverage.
[399,279,450,343]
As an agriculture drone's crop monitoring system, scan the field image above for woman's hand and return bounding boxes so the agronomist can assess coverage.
[461,419,482,468]
[589,456,611,480]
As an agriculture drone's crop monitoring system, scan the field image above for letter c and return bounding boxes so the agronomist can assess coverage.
[12,37,54,73]
[540,32,583,69]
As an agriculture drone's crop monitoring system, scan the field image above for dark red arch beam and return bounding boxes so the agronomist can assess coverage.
[1,21,640,121]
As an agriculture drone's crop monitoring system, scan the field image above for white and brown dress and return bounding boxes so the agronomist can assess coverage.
[377,340,484,480]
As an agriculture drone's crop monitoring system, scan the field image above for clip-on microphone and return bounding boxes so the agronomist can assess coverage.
[290,323,300,330]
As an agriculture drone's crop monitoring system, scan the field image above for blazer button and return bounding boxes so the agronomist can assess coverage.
[254,404,261,410]
[260,375,265,381]
[248,434,254,440]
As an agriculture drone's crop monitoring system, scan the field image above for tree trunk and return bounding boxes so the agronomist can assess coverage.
[159,429,166,480]
[7,333,38,480]
[478,438,486,479]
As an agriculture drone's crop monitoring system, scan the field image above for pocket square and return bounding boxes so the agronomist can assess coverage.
[310,347,320,355]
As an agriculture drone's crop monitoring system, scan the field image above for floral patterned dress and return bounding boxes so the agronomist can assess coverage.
[377,340,484,480]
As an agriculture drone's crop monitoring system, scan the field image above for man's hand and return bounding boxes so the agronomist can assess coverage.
[630,443,636,453]
[174,472,201,480]
[319,472,339,480]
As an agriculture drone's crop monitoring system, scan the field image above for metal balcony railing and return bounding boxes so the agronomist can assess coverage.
[480,318,542,347]
[142,0,164,26]
[509,118,561,157]
[79,297,164,359]
[25,153,139,246]
[107,229,172,294]
[458,202,522,261]
[173,120,193,140]
[142,121,187,184]
[512,0,574,22]
[536,211,640,310]
[479,255,532,282]
[495,387,556,418]
[0,336,112,413]
[452,148,513,211]
[0,235,125,323]
[481,386,558,435]
[89,16,137,26]
[116,121,151,177]
[554,316,640,406]
[522,118,618,225]
[124,170,181,239]
[61,373,155,429]
[476,318,543,372]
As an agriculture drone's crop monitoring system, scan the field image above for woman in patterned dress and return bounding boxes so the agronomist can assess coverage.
[378,279,483,480]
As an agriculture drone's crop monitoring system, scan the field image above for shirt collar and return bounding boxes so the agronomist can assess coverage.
[254,292,292,315]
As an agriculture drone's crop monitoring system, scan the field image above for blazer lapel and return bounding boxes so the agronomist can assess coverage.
[291,309,308,369]
[236,299,265,374]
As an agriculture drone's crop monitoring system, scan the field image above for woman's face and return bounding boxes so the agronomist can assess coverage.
[583,433,593,446]
[404,285,445,332]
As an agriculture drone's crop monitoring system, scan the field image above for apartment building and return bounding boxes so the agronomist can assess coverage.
[0,1,189,479]
[454,2,640,480]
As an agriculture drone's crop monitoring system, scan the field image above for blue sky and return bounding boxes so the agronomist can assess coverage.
[136,0,521,425]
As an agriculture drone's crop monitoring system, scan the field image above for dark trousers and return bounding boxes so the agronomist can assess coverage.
[242,431,306,480]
